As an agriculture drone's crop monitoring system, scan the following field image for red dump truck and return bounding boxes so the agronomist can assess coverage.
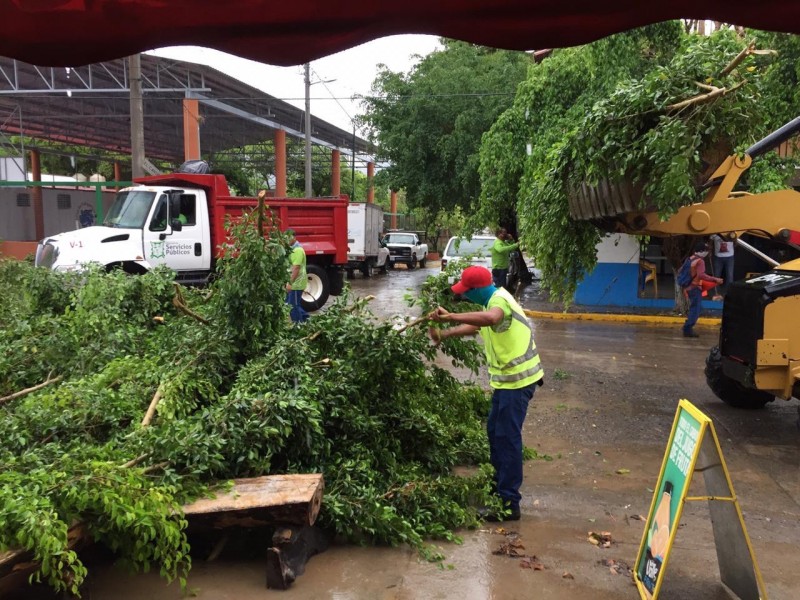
[34,172,349,311]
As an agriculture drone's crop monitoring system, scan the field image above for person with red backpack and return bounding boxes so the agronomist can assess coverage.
[681,240,723,338]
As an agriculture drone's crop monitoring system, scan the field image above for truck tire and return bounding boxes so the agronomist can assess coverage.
[302,264,330,312]
[329,269,345,296]
[705,346,774,409]
[419,254,427,268]
[408,254,417,270]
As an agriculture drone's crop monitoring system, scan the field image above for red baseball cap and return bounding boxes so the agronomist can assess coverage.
[451,265,493,295]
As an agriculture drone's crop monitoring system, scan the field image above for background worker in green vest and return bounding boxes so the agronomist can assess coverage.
[428,265,544,521]
[285,229,309,323]
[490,227,519,290]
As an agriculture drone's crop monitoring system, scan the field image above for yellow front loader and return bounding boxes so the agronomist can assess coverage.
[591,116,800,409]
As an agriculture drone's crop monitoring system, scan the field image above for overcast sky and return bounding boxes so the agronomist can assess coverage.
[149,35,441,136]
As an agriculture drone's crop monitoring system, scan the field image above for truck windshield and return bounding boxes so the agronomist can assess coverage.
[103,190,157,228]
[385,234,416,245]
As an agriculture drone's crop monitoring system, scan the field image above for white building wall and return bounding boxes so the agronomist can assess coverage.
[595,232,640,263]
[0,187,117,241]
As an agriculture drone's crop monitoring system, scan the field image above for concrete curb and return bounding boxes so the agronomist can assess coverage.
[523,309,721,328]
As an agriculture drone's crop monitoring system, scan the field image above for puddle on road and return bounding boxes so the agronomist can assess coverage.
[345,267,431,322]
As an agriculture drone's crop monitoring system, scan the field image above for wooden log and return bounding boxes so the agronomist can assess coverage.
[183,474,324,528]
[265,525,330,590]
[0,524,86,595]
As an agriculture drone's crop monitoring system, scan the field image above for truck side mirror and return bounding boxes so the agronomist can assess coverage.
[170,218,183,232]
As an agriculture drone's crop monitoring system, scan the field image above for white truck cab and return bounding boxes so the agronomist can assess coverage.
[36,185,213,284]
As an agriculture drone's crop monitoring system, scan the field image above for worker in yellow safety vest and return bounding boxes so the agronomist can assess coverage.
[428,265,543,521]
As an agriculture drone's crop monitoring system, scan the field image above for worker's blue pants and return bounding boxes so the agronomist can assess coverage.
[488,384,535,508]
[683,287,702,334]
[286,290,309,323]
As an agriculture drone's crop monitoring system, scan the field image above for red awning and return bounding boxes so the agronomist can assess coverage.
[2,1,800,67]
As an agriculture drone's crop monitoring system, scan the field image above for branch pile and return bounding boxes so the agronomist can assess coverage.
[0,212,495,595]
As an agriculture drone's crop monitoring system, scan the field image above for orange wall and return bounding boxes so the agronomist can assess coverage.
[0,241,38,260]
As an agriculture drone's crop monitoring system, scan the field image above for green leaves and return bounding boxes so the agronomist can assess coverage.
[360,41,529,217]
[477,23,800,304]
[0,215,495,593]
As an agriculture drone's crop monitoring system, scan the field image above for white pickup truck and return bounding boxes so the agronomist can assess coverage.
[383,231,428,269]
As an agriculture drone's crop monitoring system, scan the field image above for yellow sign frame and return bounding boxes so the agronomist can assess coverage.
[634,399,768,600]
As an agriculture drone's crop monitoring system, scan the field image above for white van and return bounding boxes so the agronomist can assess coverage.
[440,234,542,279]
[440,235,496,270]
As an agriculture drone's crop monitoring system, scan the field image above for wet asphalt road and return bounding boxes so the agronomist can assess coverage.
[19,265,800,600]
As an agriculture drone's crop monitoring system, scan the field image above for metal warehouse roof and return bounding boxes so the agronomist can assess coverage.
[0,54,374,164]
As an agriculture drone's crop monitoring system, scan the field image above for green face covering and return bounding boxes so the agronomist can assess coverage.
[463,285,496,307]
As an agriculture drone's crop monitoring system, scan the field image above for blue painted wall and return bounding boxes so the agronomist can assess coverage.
[575,262,722,311]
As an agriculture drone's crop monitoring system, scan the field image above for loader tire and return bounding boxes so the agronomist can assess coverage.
[705,346,773,409]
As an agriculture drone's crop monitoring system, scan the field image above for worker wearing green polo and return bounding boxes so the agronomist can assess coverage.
[428,265,543,521]
[491,227,519,290]
[285,229,309,323]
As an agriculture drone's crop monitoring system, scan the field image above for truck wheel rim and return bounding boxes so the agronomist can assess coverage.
[303,273,323,302]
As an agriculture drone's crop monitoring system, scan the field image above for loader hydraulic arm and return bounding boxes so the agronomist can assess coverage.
[615,116,800,244]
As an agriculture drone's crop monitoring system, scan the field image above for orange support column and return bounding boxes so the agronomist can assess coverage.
[331,149,341,196]
[182,98,201,161]
[275,129,287,197]
[114,161,121,191]
[390,190,398,230]
[29,149,44,240]
[367,161,375,204]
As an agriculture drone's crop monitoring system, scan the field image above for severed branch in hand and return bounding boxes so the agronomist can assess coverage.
[396,311,436,334]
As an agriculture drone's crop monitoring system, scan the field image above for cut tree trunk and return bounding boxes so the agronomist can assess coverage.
[183,474,324,528]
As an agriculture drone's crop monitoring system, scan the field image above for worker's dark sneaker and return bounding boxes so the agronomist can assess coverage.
[683,330,700,338]
[478,504,521,522]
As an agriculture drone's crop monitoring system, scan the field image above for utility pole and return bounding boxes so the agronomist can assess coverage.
[304,62,312,198]
[129,54,145,178]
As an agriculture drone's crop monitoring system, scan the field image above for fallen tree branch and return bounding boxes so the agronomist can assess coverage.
[694,81,718,92]
[396,311,435,334]
[0,374,63,405]
[142,461,170,475]
[719,42,754,77]
[345,295,375,314]
[301,330,323,342]
[718,42,777,78]
[120,453,151,469]
[141,387,163,427]
[173,283,209,324]
[666,80,746,113]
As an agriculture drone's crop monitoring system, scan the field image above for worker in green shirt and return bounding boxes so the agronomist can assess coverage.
[491,227,519,290]
[285,229,309,323]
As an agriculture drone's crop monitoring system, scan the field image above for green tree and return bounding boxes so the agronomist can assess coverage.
[360,40,530,221]
[481,25,800,304]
